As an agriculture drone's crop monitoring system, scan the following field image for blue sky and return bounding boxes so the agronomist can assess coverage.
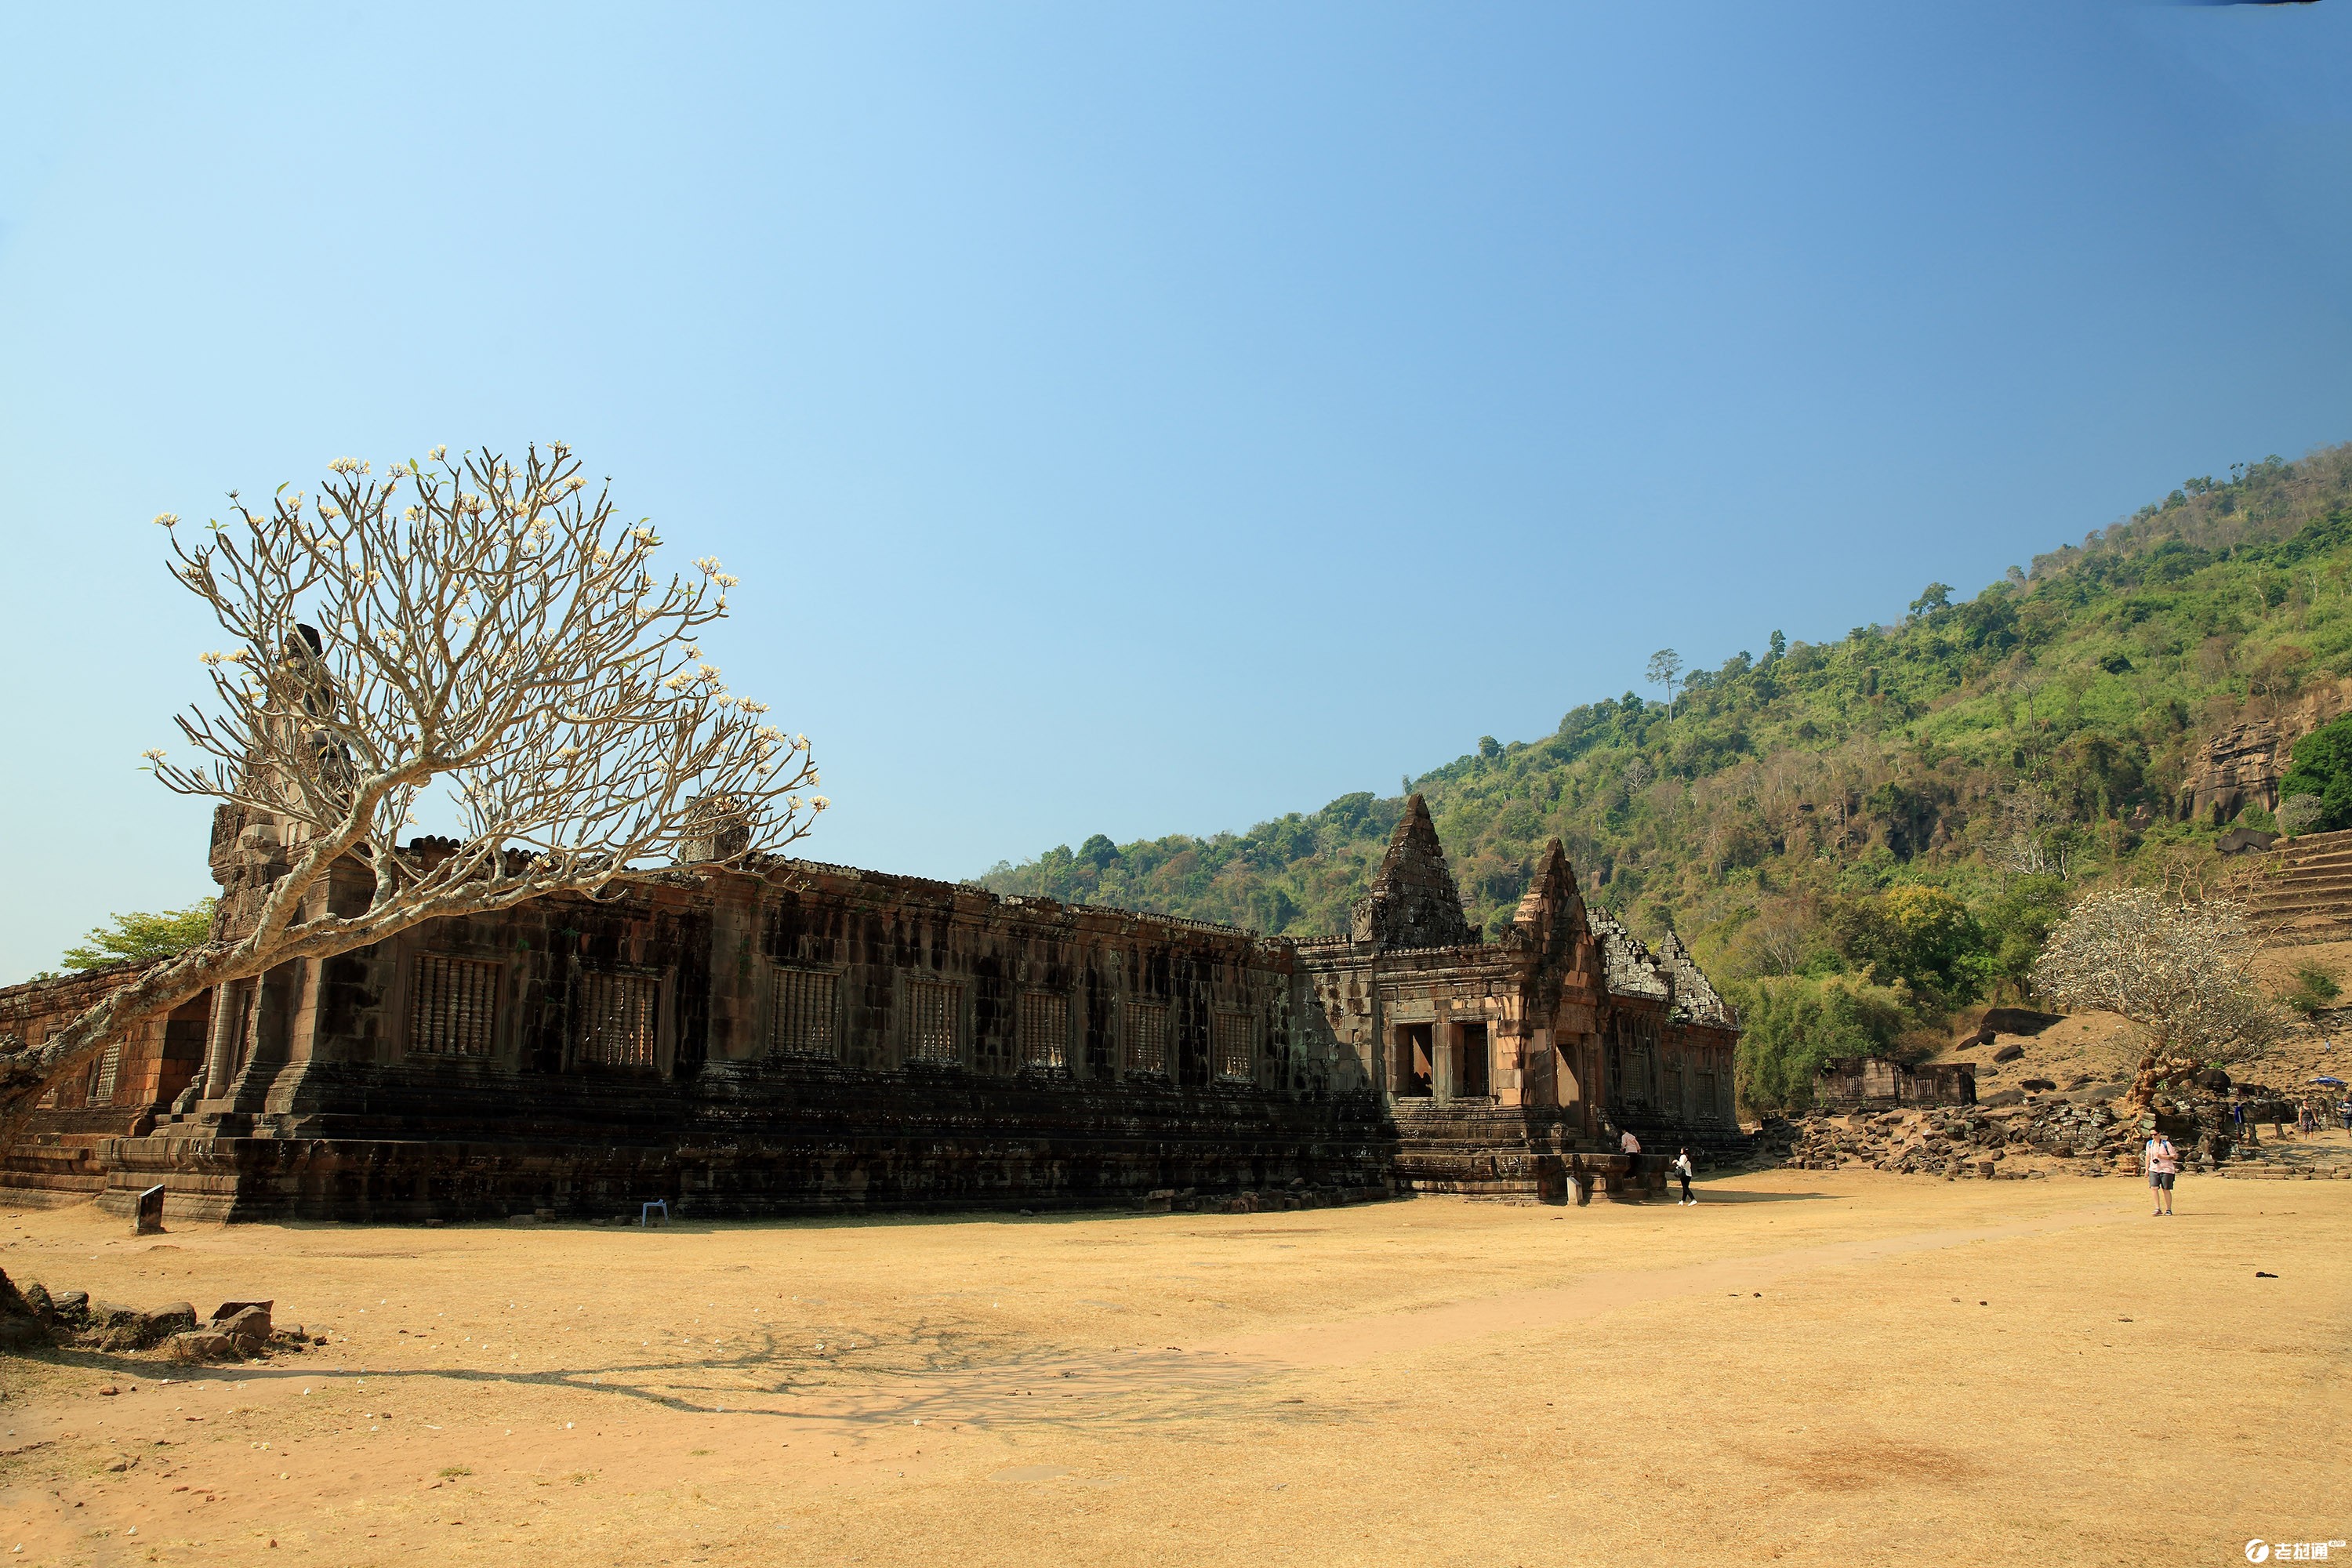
[2,3,2350,978]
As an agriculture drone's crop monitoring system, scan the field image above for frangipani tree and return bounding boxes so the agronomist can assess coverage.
[0,442,822,1140]
[2031,888,2285,1119]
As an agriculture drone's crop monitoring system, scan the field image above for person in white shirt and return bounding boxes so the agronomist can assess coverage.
[1619,1128,1641,1182]
[2143,1132,2180,1216]
[1672,1148,1695,1206]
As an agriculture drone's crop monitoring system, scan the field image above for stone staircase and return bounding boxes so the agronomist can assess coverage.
[1385,1102,1667,1203]
[2238,829,2352,943]
[2213,1127,2352,1180]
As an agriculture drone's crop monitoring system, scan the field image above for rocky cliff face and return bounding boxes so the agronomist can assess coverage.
[2180,681,2352,824]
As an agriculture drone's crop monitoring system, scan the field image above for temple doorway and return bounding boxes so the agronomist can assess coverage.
[1455,1021,1489,1098]
[1396,1023,1433,1096]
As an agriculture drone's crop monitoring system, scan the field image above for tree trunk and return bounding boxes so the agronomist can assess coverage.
[2115,1047,2198,1125]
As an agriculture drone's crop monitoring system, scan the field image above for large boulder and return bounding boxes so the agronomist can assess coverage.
[145,1303,198,1339]
[213,1304,273,1356]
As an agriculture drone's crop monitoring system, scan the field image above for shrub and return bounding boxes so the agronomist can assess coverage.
[2279,716,2352,833]
[2278,793,2328,835]
[1730,974,1915,1114]
[2285,964,2341,1016]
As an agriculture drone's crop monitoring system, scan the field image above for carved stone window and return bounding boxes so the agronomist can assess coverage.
[906,979,961,1065]
[1018,993,1069,1071]
[410,955,499,1056]
[1124,1002,1168,1076]
[1214,1011,1254,1082]
[771,968,837,1060]
[92,1041,122,1106]
[578,971,659,1069]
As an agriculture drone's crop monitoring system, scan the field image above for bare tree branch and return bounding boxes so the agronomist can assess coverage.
[0,443,822,1142]
[2031,888,2286,1120]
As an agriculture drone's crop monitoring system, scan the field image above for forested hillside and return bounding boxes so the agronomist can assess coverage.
[981,444,2352,1094]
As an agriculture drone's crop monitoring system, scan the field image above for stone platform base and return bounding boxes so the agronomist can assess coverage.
[82,1125,1395,1225]
[1385,1103,1684,1204]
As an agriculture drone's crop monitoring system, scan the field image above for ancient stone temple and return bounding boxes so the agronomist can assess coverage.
[1,796,1740,1220]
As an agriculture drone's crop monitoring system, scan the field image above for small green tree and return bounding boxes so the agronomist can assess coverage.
[1909,583,1954,617]
[2279,715,2352,833]
[1825,885,1988,1007]
[2284,963,2341,1017]
[59,901,218,973]
[1645,648,1682,713]
[1731,974,1914,1113]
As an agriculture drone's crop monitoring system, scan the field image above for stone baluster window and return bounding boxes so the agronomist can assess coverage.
[91,1041,122,1106]
[1124,1002,1168,1076]
[409,955,500,1056]
[577,971,659,1069]
[1213,1011,1254,1082]
[1018,993,1069,1071]
[906,979,962,1065]
[770,968,838,1060]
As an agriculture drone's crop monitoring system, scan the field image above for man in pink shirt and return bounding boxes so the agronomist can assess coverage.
[2143,1131,2180,1216]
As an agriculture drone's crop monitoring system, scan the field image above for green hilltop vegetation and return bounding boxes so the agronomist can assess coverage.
[981,443,2352,1105]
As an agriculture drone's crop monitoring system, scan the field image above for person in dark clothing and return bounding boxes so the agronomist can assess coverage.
[1673,1148,1695,1206]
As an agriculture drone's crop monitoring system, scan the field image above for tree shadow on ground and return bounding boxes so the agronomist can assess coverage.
[1686,1189,1841,1203]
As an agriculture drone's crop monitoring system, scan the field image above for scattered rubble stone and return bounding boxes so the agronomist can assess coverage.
[0,1276,295,1359]
[165,1331,238,1363]
[0,1268,47,1350]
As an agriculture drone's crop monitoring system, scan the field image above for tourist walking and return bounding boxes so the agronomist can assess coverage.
[1672,1148,1695,1206]
[1619,1127,1641,1181]
[2143,1131,2180,1216]
[2299,1102,2319,1138]
[2338,1098,2350,1132]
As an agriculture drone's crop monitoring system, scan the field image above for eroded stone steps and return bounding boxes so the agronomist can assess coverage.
[2268,864,2352,884]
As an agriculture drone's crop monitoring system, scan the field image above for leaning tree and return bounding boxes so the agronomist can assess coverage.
[2031,887,2286,1119]
[0,443,822,1144]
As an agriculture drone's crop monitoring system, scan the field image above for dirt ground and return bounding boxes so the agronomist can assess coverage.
[2,1174,2346,1568]
[1927,1007,2147,1094]
[1929,996,2351,1099]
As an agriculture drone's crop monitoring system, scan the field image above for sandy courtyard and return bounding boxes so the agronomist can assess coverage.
[2,1173,2346,1568]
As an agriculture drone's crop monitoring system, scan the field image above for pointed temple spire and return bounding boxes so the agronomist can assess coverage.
[1350,793,1475,949]
[1509,837,1587,957]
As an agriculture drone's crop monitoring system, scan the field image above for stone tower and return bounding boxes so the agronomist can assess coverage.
[1349,794,1475,949]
